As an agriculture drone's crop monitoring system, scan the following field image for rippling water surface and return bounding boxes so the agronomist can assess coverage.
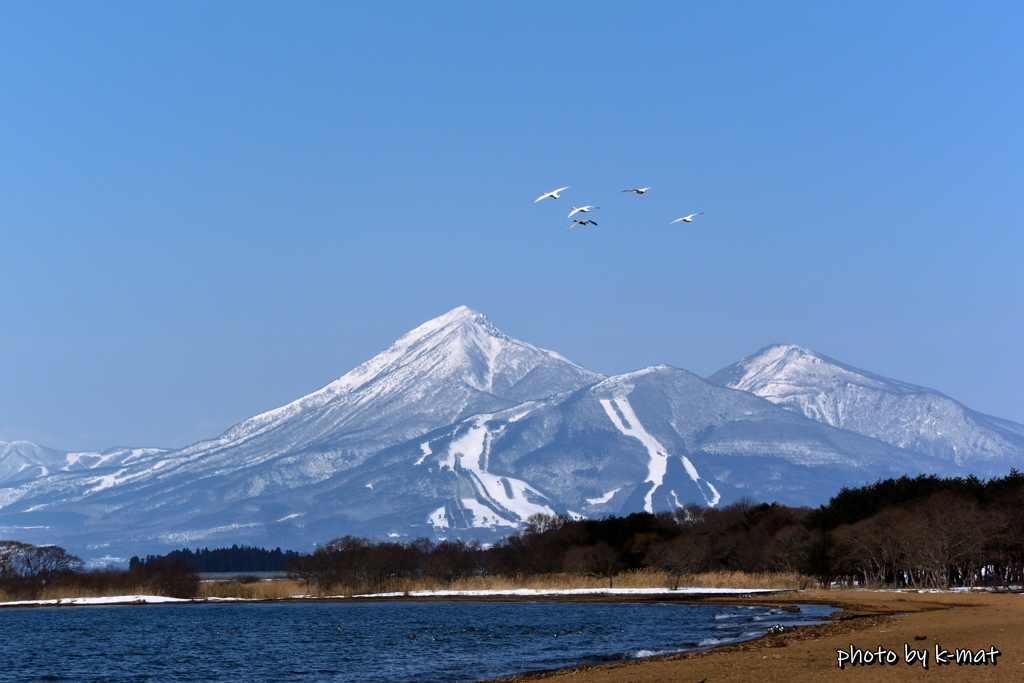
[0,600,834,682]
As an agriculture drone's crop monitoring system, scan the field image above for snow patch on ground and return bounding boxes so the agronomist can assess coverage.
[459,498,517,528]
[158,523,260,544]
[414,441,432,466]
[0,595,254,608]
[428,506,449,529]
[0,595,189,608]
[85,469,130,493]
[600,397,670,512]
[585,488,620,505]
[601,396,719,509]
[681,455,721,506]
[439,417,555,526]
[704,480,721,506]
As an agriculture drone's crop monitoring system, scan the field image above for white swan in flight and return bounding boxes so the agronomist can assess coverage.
[568,219,597,231]
[622,186,657,194]
[567,205,599,218]
[670,213,704,224]
[535,186,570,202]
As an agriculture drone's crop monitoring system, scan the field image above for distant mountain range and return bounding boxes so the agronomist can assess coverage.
[708,344,1024,470]
[2,306,1021,562]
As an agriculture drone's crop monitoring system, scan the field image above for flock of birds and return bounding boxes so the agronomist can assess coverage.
[534,185,703,231]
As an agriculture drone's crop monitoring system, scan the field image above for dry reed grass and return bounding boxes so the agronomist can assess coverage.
[0,583,153,602]
[270,570,801,598]
[2,571,802,602]
[199,579,307,600]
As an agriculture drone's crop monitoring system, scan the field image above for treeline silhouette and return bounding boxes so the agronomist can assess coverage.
[130,545,300,573]
[1,540,197,600]
[286,471,1024,592]
[5,471,1024,599]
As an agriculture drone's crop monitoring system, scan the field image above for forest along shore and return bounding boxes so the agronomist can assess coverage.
[8,473,1024,603]
[483,590,1024,683]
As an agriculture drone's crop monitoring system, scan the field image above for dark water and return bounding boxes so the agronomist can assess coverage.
[0,600,835,682]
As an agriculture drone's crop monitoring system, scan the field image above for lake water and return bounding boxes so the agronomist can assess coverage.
[0,600,835,682]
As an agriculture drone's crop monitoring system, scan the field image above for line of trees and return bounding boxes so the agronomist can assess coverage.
[804,471,1024,589]
[285,471,1024,593]
[0,540,198,600]
[130,545,300,573]
[0,541,84,585]
[282,501,805,592]
[5,472,1024,599]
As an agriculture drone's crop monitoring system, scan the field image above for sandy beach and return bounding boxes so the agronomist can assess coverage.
[489,590,1023,683]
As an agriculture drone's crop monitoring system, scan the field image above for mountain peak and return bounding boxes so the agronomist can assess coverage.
[710,344,1024,469]
[208,307,600,457]
[407,305,502,337]
[393,306,508,355]
[709,344,917,396]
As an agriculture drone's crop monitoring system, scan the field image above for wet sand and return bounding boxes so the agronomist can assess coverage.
[488,589,1024,682]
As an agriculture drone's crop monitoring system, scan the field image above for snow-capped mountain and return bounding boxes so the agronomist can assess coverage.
[4,306,597,504]
[13,365,958,555]
[1,314,1021,561]
[0,441,69,485]
[0,307,600,551]
[708,344,1024,474]
[254,365,955,544]
[0,441,167,487]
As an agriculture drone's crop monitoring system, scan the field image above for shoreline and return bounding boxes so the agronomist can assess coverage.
[4,587,1020,681]
[480,589,1023,682]
[0,586,793,609]
[4,589,1019,679]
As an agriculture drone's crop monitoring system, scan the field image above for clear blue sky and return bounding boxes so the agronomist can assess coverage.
[1,2,1022,451]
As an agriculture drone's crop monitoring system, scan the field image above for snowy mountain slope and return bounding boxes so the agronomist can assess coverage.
[708,344,1024,473]
[0,441,167,487]
[3,318,1021,561]
[0,441,69,486]
[200,305,600,460]
[110,365,959,551]
[0,307,600,549]
[2,307,599,505]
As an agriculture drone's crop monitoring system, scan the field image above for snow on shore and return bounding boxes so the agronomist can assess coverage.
[1,587,788,608]
[0,595,246,608]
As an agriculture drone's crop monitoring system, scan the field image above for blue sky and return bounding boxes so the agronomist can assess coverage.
[1,2,1022,450]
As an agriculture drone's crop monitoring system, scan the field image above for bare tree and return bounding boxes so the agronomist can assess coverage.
[524,513,566,536]
[285,554,322,594]
[563,542,619,587]
[763,525,810,576]
[646,536,708,589]
[19,544,83,583]
[899,494,988,589]
[837,507,912,587]
[0,541,32,578]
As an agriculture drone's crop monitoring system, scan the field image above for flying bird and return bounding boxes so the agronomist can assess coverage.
[670,213,704,224]
[567,205,599,218]
[535,186,570,202]
[568,219,597,231]
[622,186,658,194]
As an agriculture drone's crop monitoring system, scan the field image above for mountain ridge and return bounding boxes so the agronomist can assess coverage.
[708,343,1024,472]
[1,311,1022,561]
